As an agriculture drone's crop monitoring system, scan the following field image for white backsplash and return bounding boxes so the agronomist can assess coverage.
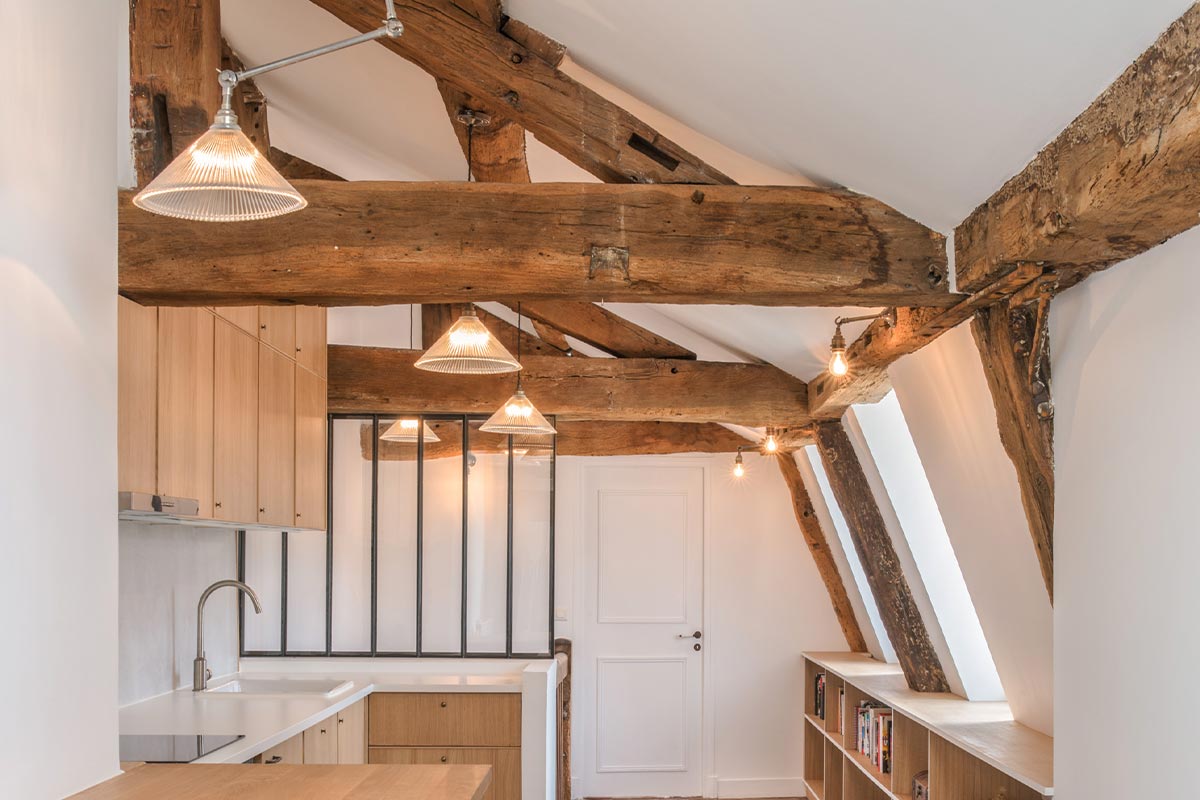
[118,522,240,705]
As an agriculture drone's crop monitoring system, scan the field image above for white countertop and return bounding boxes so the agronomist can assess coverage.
[119,660,526,765]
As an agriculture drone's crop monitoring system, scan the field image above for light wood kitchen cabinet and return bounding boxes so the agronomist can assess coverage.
[213,319,258,524]
[368,693,521,747]
[294,366,327,529]
[303,713,340,764]
[295,305,328,378]
[259,306,296,356]
[257,732,304,765]
[213,306,259,336]
[337,698,368,764]
[156,307,214,518]
[368,746,518,800]
[117,298,157,495]
[258,343,295,527]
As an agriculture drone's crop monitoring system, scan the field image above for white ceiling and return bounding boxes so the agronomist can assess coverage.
[223,0,1190,378]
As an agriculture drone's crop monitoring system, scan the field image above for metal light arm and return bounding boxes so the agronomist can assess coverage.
[217,1,403,113]
[834,309,897,329]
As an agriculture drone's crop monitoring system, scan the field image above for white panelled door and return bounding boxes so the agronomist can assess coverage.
[581,465,705,798]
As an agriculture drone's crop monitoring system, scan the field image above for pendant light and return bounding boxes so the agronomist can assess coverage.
[380,418,441,443]
[415,115,521,375]
[132,2,403,222]
[827,310,897,378]
[481,303,557,436]
[763,431,779,454]
[732,447,746,478]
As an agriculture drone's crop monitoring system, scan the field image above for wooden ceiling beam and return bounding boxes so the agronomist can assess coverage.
[813,421,950,693]
[118,181,953,308]
[307,0,731,185]
[955,5,1200,292]
[971,300,1055,602]
[507,301,695,359]
[776,453,868,653]
[328,346,809,427]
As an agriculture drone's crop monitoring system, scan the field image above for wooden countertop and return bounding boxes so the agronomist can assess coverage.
[70,764,492,800]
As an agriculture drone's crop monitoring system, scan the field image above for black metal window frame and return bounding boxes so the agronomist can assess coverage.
[239,412,556,659]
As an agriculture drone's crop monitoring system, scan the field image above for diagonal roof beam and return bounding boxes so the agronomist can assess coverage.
[505,301,695,360]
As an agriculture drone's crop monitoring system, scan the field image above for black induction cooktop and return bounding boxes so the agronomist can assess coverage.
[118,733,244,763]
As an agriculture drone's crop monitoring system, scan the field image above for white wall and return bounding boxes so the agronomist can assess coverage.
[555,452,849,798]
[1052,224,1200,798]
[888,324,1054,735]
[118,524,240,705]
[0,3,122,796]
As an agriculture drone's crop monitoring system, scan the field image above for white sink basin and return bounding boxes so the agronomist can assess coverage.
[204,678,353,698]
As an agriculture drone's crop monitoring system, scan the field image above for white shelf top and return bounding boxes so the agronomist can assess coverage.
[804,652,1053,796]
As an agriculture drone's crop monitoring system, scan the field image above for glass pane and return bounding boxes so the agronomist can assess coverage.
[376,415,420,652]
[242,530,282,652]
[330,418,372,652]
[466,421,510,654]
[512,435,554,653]
[422,418,464,654]
[287,529,328,652]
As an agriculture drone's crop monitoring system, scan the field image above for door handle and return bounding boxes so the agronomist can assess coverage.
[676,631,702,640]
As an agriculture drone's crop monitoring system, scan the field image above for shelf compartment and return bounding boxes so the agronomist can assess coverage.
[843,753,889,800]
[824,673,846,738]
[824,735,844,800]
[929,733,1044,800]
[804,716,825,790]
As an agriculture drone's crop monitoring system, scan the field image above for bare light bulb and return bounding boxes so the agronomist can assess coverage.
[764,434,779,454]
[733,449,746,478]
[829,349,849,377]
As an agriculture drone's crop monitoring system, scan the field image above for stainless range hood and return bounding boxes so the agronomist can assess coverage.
[118,491,200,521]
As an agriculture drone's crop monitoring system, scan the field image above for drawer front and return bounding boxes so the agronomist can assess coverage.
[368,693,521,747]
[369,747,520,800]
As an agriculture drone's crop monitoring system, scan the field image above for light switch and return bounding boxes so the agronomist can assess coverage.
[554,607,568,622]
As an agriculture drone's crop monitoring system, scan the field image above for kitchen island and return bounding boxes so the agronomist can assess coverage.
[70,763,491,800]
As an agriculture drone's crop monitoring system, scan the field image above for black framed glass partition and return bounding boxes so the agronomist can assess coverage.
[239,413,556,658]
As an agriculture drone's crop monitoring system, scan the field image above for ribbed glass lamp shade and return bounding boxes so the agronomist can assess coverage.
[415,310,521,374]
[132,120,306,222]
[379,418,441,443]
[480,389,557,436]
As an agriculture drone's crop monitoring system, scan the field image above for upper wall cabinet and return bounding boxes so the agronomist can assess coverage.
[117,301,328,531]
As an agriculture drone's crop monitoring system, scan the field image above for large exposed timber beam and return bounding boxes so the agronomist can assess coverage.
[118,181,953,308]
[328,346,809,426]
[776,453,868,652]
[508,301,695,359]
[956,5,1200,293]
[971,297,1055,602]
[129,0,222,186]
[308,0,731,185]
[813,421,950,693]
[364,419,748,460]
[807,263,1044,419]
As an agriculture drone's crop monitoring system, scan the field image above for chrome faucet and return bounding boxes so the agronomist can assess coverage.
[194,579,262,691]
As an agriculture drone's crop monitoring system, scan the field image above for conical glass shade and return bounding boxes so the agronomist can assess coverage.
[480,389,556,436]
[132,118,306,222]
[380,418,441,443]
[415,310,521,374]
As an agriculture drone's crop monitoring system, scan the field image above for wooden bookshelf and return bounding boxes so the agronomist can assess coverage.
[803,652,1053,799]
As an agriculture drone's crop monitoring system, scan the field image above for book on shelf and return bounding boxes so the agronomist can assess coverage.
[855,700,892,775]
[814,672,826,720]
[837,687,845,732]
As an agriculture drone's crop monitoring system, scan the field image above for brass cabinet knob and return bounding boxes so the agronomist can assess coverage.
[440,701,448,708]
[440,756,448,763]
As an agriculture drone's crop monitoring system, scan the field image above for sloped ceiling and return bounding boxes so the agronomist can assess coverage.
[222,0,1191,378]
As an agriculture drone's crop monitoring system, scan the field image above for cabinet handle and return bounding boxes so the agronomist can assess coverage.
[260,323,267,330]
[338,718,344,724]
[259,507,266,514]
[440,701,448,708]
[214,501,222,508]
[265,755,282,764]
[440,756,448,763]
[320,728,327,734]
[296,346,302,352]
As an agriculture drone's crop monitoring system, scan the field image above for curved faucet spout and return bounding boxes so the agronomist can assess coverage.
[194,579,262,691]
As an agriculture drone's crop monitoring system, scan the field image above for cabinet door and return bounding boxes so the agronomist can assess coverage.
[337,698,367,764]
[259,306,296,356]
[213,320,258,523]
[214,306,259,336]
[295,306,327,378]
[258,343,295,527]
[294,366,327,530]
[118,297,157,494]
[258,733,304,765]
[303,713,339,764]
[368,747,518,800]
[157,307,214,517]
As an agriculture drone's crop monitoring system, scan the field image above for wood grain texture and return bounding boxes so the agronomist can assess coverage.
[510,301,695,359]
[295,365,328,530]
[307,0,727,185]
[776,453,868,653]
[369,748,519,800]
[305,713,340,765]
[368,693,521,747]
[213,318,259,524]
[971,302,1054,602]
[257,344,295,527]
[329,346,809,426]
[438,80,532,183]
[955,4,1200,292]
[118,181,952,308]
[129,0,221,185]
[156,308,214,516]
[68,764,492,800]
[118,298,158,494]
[296,306,328,377]
[813,422,950,693]
[929,734,1043,800]
[807,263,1045,419]
[338,698,369,765]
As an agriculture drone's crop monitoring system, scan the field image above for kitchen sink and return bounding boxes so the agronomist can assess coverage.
[204,677,354,697]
